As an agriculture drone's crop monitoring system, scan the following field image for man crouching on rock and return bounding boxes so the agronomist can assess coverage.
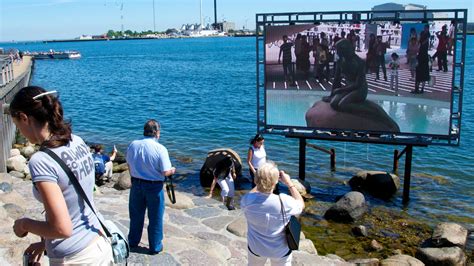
[126,119,176,255]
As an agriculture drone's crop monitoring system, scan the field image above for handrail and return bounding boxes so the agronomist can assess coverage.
[0,55,15,87]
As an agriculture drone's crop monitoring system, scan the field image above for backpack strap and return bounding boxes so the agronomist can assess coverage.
[39,146,112,238]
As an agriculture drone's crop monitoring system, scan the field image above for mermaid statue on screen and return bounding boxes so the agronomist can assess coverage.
[306,39,400,132]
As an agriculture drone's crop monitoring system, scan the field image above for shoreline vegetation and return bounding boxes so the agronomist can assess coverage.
[4,30,256,45]
[3,132,472,264]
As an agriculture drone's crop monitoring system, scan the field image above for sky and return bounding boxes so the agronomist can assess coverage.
[1,0,473,42]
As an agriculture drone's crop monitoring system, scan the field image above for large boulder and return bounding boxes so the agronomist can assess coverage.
[227,216,247,237]
[6,155,27,172]
[291,179,313,199]
[305,100,400,132]
[200,148,242,187]
[324,191,367,222]
[416,247,466,266]
[20,145,36,159]
[380,254,424,266]
[10,149,21,157]
[113,163,129,173]
[349,170,400,199]
[348,258,380,266]
[431,223,468,248]
[115,170,131,190]
[165,191,195,209]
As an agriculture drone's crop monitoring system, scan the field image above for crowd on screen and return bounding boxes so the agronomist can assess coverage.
[276,20,456,95]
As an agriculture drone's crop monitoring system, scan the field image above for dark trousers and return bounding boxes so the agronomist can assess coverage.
[436,51,448,72]
[128,179,165,253]
[282,62,295,83]
[375,55,387,79]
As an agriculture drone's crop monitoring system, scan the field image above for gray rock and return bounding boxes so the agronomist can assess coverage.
[370,239,383,251]
[293,252,350,265]
[10,149,21,157]
[348,258,380,266]
[116,170,131,190]
[8,171,24,179]
[0,182,12,193]
[184,206,222,219]
[299,238,318,255]
[202,216,236,231]
[352,225,368,237]
[349,170,400,199]
[164,224,191,239]
[305,100,400,132]
[167,210,199,226]
[227,216,247,237]
[177,248,223,265]
[113,163,129,173]
[381,254,424,266]
[431,222,468,248]
[291,179,313,199]
[192,197,220,207]
[324,191,367,222]
[148,253,179,266]
[194,231,232,246]
[6,155,27,172]
[0,206,9,220]
[165,191,195,209]
[21,145,36,159]
[416,247,466,266]
[3,203,24,219]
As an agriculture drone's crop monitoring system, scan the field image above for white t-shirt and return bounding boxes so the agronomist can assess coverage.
[241,192,303,258]
[250,145,266,170]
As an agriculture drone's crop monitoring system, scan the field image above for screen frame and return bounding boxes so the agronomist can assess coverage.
[256,9,467,146]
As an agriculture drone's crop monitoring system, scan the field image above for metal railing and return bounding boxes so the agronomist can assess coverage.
[0,55,15,87]
[0,58,32,172]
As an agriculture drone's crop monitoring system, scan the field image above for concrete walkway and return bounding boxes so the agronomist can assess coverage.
[12,56,32,79]
[0,173,352,265]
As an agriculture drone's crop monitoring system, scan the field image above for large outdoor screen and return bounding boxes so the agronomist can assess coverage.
[259,10,467,145]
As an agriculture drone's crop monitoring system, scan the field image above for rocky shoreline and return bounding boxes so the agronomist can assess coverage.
[1,140,473,265]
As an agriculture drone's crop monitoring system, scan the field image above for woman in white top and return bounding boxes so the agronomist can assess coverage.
[241,162,304,266]
[247,134,266,187]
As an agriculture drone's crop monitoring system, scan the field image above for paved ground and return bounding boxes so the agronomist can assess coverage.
[0,173,352,265]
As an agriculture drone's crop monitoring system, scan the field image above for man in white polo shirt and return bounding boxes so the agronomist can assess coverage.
[126,119,176,255]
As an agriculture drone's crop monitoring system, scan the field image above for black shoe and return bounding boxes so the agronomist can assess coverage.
[410,90,419,94]
[149,247,163,255]
[227,205,236,211]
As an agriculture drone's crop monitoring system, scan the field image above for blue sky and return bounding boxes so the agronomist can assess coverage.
[1,0,473,41]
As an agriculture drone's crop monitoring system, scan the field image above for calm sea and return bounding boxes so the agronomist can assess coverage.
[3,37,474,227]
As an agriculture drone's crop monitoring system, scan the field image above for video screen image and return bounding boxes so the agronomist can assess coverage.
[265,21,456,136]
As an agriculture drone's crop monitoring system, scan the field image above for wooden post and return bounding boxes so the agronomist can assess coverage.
[299,138,306,180]
[402,145,413,204]
[393,149,399,174]
[330,148,336,171]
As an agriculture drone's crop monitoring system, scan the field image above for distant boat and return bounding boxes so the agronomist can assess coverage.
[24,50,81,59]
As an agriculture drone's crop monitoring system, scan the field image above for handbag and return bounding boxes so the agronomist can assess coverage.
[279,195,301,250]
[40,147,129,264]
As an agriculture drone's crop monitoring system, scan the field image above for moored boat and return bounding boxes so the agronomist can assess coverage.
[24,50,81,59]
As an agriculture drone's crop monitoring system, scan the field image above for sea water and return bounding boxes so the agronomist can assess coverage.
[3,36,474,227]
